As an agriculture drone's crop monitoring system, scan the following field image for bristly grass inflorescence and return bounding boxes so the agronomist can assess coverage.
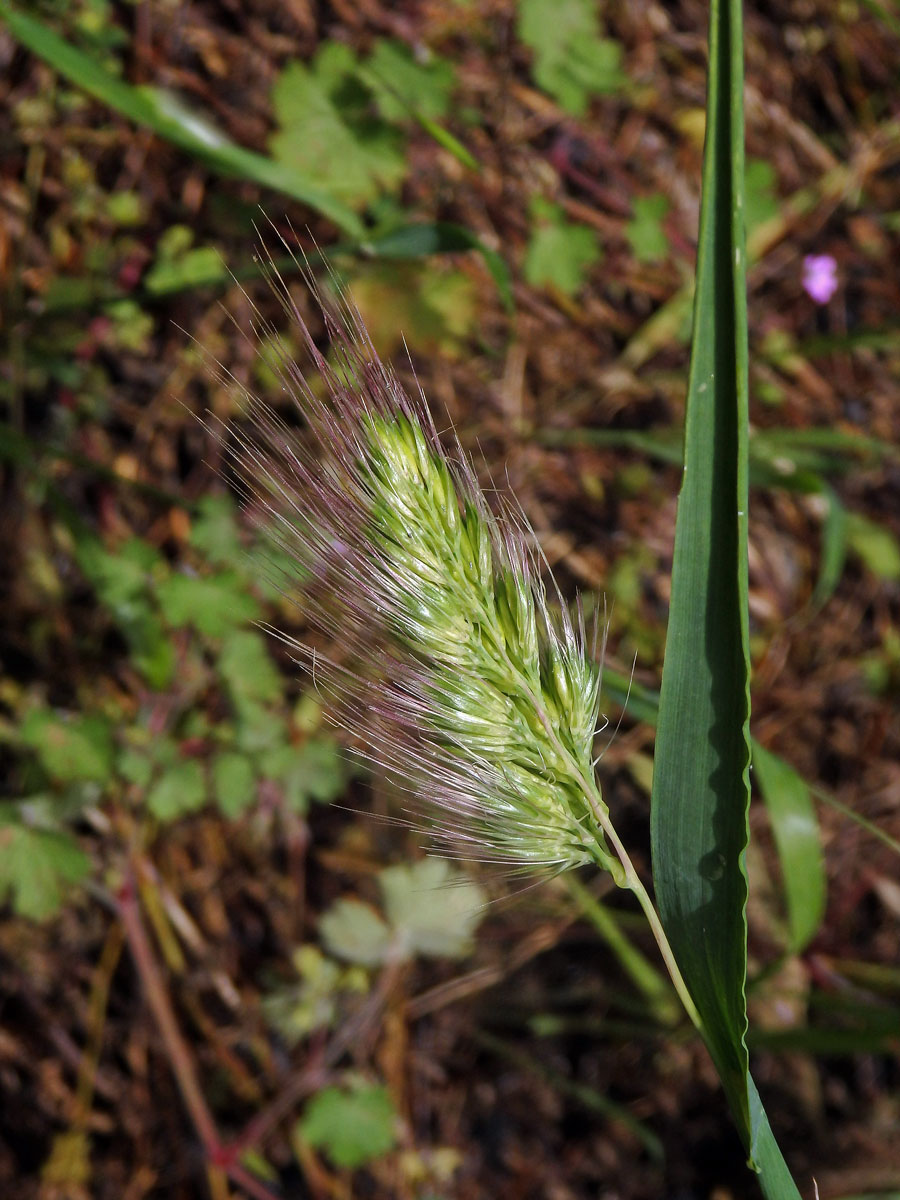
[216,242,624,884]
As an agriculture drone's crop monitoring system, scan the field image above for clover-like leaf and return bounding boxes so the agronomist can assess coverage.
[0,822,91,920]
[347,262,478,358]
[213,751,257,819]
[524,199,602,295]
[263,945,368,1044]
[626,194,670,264]
[298,1083,398,1169]
[189,494,243,567]
[270,44,406,212]
[156,571,260,637]
[364,39,456,123]
[379,858,486,959]
[320,899,393,967]
[219,630,283,705]
[21,710,114,785]
[146,759,206,821]
[518,0,625,115]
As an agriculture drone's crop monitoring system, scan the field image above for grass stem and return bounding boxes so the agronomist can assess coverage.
[580,784,705,1036]
[564,874,681,1027]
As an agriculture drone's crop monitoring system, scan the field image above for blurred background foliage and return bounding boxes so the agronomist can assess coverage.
[2,1,900,1197]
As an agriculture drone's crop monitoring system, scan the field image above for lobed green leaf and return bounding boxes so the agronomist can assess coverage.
[0,822,91,920]
[297,1083,397,1169]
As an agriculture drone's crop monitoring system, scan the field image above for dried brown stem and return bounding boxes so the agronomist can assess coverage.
[117,868,280,1200]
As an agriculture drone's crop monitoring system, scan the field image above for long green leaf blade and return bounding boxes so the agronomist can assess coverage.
[0,3,364,237]
[753,744,826,952]
[648,1,801,1195]
[651,0,751,1116]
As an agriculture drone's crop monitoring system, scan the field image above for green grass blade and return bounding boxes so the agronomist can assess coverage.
[565,875,681,1027]
[647,1,801,1194]
[473,1030,664,1162]
[605,662,899,873]
[0,3,364,237]
[812,786,900,857]
[752,745,826,953]
[604,666,828,957]
[807,484,848,610]
[747,1078,806,1197]
[650,0,751,1115]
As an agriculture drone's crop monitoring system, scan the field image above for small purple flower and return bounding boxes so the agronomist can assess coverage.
[802,254,839,305]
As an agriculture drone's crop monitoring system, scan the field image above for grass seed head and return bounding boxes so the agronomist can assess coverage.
[221,246,618,879]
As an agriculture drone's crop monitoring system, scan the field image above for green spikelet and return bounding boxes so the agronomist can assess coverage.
[361,412,623,882]
[217,259,622,882]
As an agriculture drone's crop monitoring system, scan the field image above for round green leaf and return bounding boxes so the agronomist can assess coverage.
[298,1084,397,1169]
[147,760,206,821]
[213,752,257,819]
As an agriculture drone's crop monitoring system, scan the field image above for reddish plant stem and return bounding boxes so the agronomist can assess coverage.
[117,871,280,1200]
[230,1049,329,1158]
[227,954,405,1156]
